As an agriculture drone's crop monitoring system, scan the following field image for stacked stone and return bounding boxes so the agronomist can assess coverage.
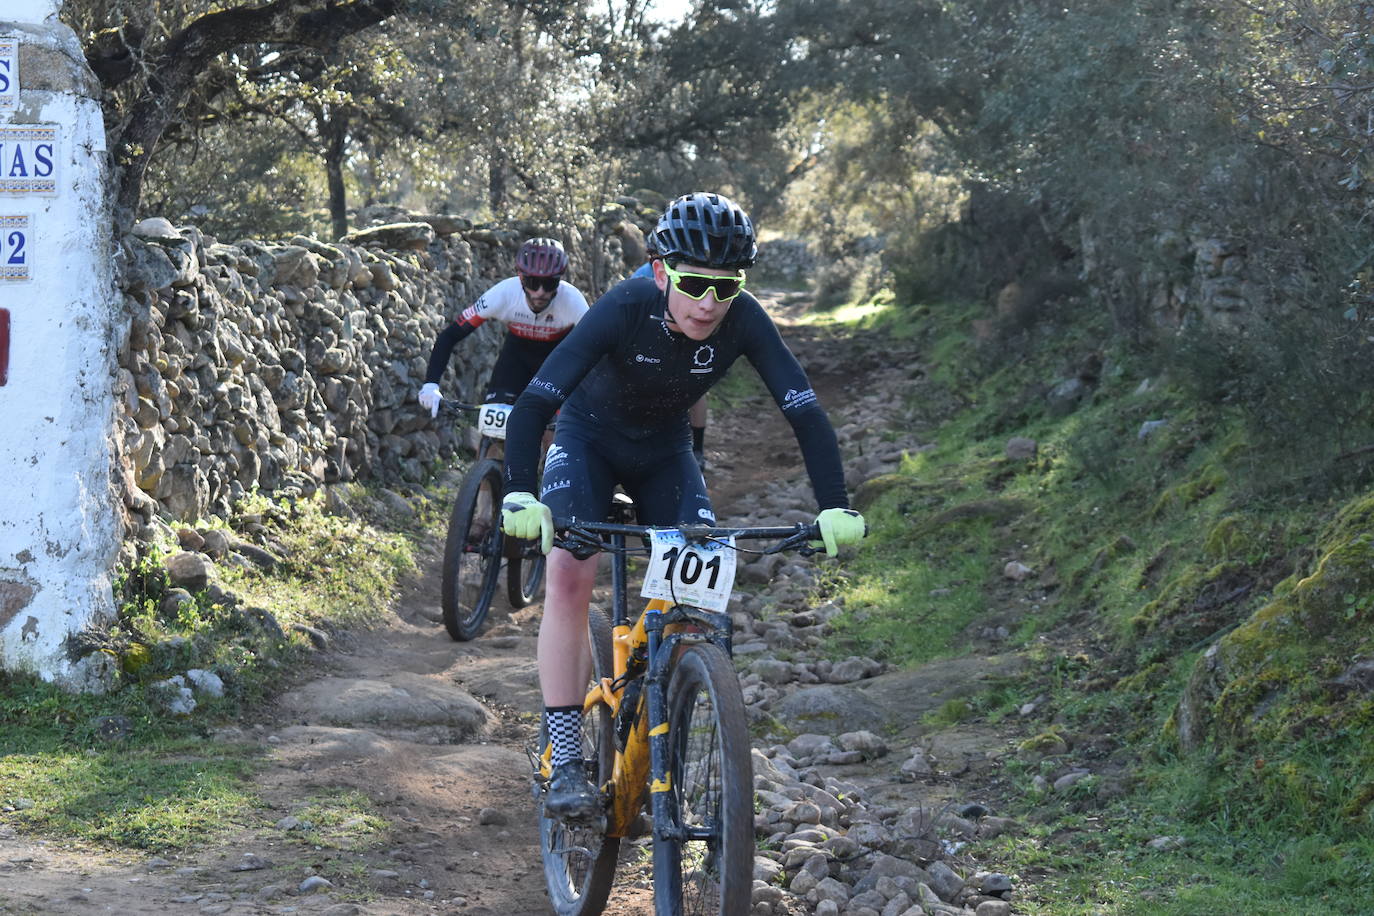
[755,239,814,284]
[111,215,609,533]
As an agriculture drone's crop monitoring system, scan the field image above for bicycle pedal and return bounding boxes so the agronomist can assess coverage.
[538,795,607,829]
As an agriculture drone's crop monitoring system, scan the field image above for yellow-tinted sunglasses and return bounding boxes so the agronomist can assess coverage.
[663,263,746,302]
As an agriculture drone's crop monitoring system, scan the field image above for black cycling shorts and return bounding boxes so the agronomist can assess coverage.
[483,343,542,403]
[538,413,713,551]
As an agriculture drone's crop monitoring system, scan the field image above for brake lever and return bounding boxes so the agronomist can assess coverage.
[771,525,819,556]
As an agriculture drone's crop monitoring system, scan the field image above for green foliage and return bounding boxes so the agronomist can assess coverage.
[220,487,415,634]
[820,287,1374,912]
[1167,306,1374,494]
[923,698,973,728]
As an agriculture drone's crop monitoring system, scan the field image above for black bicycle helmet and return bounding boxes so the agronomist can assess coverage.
[516,237,568,276]
[650,192,757,270]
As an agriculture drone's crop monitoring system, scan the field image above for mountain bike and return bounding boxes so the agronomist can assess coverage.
[438,399,546,641]
[532,500,822,916]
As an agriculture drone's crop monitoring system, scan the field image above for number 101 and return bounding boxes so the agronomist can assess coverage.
[660,545,723,589]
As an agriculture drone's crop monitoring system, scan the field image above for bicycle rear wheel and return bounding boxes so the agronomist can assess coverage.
[440,458,504,641]
[539,606,619,915]
[506,540,546,608]
[662,643,754,916]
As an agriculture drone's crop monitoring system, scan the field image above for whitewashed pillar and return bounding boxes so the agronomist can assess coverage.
[0,0,122,690]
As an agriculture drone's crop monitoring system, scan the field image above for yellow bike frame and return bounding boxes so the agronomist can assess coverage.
[538,597,674,837]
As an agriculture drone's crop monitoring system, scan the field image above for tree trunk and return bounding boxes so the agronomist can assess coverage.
[488,143,507,216]
[324,112,350,240]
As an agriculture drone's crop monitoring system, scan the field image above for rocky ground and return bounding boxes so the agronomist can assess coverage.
[0,290,1045,916]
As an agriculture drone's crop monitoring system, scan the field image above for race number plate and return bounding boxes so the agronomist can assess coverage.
[478,402,512,440]
[641,530,737,612]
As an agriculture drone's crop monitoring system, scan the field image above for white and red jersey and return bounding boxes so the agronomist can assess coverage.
[458,276,588,342]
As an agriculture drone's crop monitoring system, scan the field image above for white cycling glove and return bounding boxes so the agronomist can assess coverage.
[813,508,867,557]
[418,382,442,418]
[501,491,554,555]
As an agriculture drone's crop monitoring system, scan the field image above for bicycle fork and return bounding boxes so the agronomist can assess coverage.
[643,603,688,916]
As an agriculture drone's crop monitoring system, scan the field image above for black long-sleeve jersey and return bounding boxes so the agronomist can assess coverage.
[504,277,850,511]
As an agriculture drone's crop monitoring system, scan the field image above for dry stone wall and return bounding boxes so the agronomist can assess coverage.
[111,215,627,538]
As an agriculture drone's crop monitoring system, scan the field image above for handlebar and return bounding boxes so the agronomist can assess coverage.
[439,397,556,434]
[551,516,821,557]
[438,398,506,414]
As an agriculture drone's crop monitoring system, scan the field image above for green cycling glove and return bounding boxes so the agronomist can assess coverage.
[501,491,553,555]
[813,507,867,557]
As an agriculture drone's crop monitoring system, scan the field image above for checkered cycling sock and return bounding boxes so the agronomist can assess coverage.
[545,705,583,767]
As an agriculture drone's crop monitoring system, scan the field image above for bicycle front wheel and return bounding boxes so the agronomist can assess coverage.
[539,606,619,915]
[440,458,504,641]
[662,643,754,915]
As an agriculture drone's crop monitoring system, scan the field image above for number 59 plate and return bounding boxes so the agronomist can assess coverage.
[641,530,737,612]
[478,402,512,439]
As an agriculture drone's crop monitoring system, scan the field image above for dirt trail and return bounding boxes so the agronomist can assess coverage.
[0,290,1017,916]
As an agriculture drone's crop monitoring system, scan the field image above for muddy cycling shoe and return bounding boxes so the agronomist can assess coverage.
[544,760,601,822]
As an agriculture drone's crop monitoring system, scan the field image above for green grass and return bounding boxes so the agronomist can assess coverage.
[0,675,258,850]
[0,481,446,853]
[284,791,392,851]
[985,816,1374,915]
[219,485,418,632]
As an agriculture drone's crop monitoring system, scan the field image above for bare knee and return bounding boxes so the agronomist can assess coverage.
[545,549,598,607]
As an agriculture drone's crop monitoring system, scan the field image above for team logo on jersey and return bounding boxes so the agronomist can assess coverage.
[690,345,715,374]
[544,443,568,472]
[782,387,818,411]
[529,377,564,398]
[635,353,661,364]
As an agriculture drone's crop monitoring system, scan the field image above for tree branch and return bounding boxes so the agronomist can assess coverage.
[112,0,406,227]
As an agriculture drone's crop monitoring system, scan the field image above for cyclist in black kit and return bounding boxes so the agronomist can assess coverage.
[499,192,867,819]
[417,237,589,414]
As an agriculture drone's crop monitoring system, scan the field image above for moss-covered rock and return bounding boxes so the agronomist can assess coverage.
[1202,514,1264,561]
[922,497,1030,531]
[1129,561,1251,635]
[852,473,915,512]
[1171,494,1374,824]
[1149,465,1226,518]
[1017,729,1070,761]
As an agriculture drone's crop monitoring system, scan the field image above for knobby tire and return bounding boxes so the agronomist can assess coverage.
[440,458,504,641]
[539,606,619,915]
[662,643,754,916]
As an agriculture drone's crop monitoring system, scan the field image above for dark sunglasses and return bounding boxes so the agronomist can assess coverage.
[663,263,746,302]
[520,274,561,292]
